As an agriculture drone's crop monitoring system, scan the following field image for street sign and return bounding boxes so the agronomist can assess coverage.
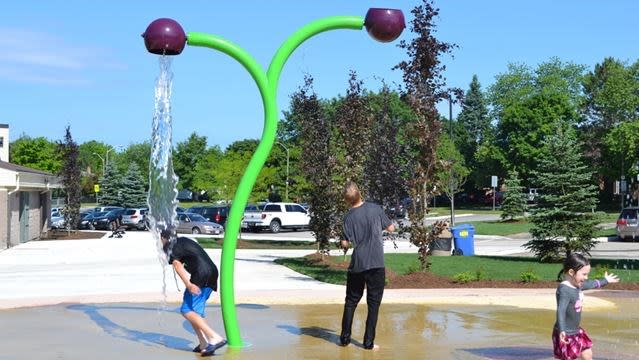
[491,176,498,187]
[94,184,100,193]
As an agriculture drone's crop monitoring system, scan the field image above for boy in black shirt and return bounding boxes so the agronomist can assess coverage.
[161,229,226,356]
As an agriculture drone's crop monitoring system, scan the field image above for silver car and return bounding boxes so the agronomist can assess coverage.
[121,208,148,230]
[616,207,639,241]
[177,213,224,235]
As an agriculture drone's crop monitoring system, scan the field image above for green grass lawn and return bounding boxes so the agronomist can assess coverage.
[275,254,639,285]
[467,220,531,236]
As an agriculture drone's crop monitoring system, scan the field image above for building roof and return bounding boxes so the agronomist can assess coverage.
[0,160,57,176]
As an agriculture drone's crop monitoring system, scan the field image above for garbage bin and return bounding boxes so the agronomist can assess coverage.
[451,223,475,256]
[430,229,452,256]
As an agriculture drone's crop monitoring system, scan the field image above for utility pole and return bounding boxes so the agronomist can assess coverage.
[276,141,290,201]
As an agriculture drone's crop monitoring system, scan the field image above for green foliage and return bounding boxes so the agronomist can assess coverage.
[77,140,111,178]
[520,269,540,283]
[117,142,152,189]
[173,133,208,192]
[592,264,609,279]
[99,163,122,206]
[58,127,82,230]
[489,58,585,184]
[456,75,490,189]
[452,271,476,283]
[9,135,62,173]
[120,163,147,208]
[525,122,599,262]
[501,170,527,220]
[436,133,470,200]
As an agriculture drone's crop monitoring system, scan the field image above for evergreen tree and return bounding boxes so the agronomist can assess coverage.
[120,163,147,208]
[99,163,122,206]
[500,170,527,221]
[58,126,82,230]
[524,123,599,262]
[456,75,490,189]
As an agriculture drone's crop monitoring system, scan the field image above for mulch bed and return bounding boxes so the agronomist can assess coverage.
[41,231,105,241]
[303,253,639,291]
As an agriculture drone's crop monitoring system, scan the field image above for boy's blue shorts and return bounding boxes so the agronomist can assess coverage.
[181,286,214,317]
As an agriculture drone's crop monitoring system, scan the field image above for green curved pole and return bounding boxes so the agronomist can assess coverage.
[186,15,364,348]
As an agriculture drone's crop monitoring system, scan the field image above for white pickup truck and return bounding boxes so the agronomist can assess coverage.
[242,202,310,233]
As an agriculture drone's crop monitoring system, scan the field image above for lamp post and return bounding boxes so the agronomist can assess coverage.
[143,9,405,347]
[92,152,105,174]
[449,94,455,227]
[105,145,124,170]
[276,141,289,201]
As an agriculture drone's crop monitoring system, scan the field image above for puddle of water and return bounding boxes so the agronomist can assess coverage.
[0,297,637,359]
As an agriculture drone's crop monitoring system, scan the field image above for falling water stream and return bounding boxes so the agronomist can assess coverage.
[147,56,180,300]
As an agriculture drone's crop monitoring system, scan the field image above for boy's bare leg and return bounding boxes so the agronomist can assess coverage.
[580,348,592,360]
[183,312,225,347]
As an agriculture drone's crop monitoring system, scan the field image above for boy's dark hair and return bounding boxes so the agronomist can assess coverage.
[161,227,176,241]
[557,252,590,281]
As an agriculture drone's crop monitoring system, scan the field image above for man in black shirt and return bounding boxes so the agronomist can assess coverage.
[339,181,395,351]
[161,229,226,356]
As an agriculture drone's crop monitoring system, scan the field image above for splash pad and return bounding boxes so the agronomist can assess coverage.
[142,9,405,347]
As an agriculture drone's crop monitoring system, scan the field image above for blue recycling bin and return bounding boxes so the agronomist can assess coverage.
[451,223,475,256]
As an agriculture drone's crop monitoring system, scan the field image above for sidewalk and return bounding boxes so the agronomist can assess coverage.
[0,230,625,310]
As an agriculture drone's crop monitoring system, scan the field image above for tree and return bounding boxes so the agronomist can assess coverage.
[294,75,336,252]
[173,133,208,192]
[436,134,469,204]
[9,135,61,173]
[581,58,639,197]
[365,85,410,212]
[456,75,490,189]
[394,0,458,269]
[58,127,82,230]
[489,58,585,184]
[120,163,147,208]
[500,170,527,221]
[191,146,223,197]
[524,123,599,262]
[333,71,372,189]
[99,163,122,206]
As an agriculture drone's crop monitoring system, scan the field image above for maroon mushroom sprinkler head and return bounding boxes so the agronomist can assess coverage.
[142,18,186,55]
[364,8,405,43]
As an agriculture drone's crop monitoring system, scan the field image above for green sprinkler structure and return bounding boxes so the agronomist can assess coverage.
[142,8,405,347]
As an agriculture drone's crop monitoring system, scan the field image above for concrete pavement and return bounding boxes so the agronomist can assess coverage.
[0,229,633,310]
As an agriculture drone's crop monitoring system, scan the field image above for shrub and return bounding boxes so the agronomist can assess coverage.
[520,269,540,283]
[453,271,476,284]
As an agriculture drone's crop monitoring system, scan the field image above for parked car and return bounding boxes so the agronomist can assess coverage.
[187,205,230,227]
[243,202,310,233]
[78,212,95,230]
[241,203,265,230]
[121,208,148,230]
[92,208,126,230]
[50,215,66,229]
[94,206,123,213]
[616,207,639,241]
[177,212,224,235]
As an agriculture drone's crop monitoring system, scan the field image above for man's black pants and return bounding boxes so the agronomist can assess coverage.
[340,267,385,349]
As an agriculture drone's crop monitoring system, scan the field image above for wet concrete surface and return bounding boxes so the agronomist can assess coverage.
[0,294,637,360]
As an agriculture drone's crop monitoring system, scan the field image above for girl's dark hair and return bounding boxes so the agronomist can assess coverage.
[557,253,590,281]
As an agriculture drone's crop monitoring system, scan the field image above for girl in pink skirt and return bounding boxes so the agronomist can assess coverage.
[553,253,619,360]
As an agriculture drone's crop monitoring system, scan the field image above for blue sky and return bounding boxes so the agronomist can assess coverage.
[1,1,638,151]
